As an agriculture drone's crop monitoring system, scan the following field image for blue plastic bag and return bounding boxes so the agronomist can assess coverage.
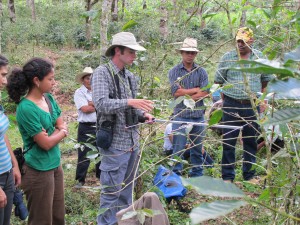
[153,165,187,200]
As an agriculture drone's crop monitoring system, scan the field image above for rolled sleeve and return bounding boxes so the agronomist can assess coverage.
[74,89,88,110]
[168,70,180,96]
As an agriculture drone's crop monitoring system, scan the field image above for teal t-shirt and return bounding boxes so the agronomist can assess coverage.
[16,93,62,171]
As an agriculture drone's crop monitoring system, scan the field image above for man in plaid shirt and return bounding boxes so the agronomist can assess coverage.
[92,32,154,225]
[214,27,274,184]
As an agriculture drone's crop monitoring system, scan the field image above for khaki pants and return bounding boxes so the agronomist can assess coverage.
[116,192,170,225]
[22,164,65,225]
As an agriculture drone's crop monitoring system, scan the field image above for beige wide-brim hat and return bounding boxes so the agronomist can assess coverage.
[176,37,199,53]
[105,32,146,57]
[76,67,93,83]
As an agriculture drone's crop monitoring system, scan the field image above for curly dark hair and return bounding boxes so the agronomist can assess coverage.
[7,58,53,103]
[0,55,8,68]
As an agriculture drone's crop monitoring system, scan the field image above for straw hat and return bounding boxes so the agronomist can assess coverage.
[176,38,199,53]
[76,67,93,83]
[105,32,146,57]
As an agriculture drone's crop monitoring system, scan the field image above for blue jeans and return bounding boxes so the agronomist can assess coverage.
[222,96,258,181]
[97,147,139,225]
[172,116,205,177]
[0,169,14,225]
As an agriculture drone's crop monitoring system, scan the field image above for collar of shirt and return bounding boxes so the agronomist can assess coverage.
[179,62,199,71]
[79,85,91,94]
[109,60,128,78]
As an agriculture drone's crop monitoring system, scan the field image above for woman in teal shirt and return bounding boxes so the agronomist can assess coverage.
[7,58,68,225]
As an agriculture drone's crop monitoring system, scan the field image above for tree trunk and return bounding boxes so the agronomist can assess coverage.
[0,0,2,53]
[120,0,125,20]
[100,0,112,58]
[111,0,118,22]
[199,2,207,29]
[239,0,248,27]
[142,0,147,9]
[85,0,92,42]
[8,0,16,23]
[30,0,36,21]
[159,0,168,40]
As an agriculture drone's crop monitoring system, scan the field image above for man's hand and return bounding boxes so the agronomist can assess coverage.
[13,167,21,187]
[0,187,7,208]
[127,99,154,112]
[191,90,209,100]
[143,113,154,124]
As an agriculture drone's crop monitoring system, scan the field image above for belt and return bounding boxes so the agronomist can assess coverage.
[224,95,252,104]
[79,122,96,126]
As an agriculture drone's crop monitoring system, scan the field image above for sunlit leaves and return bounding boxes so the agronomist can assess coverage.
[183,98,195,109]
[190,200,247,224]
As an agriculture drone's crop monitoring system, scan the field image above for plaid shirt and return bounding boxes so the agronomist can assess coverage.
[168,62,208,118]
[91,60,143,151]
[214,49,275,100]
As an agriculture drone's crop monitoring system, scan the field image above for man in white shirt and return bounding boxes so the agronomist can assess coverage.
[74,67,99,187]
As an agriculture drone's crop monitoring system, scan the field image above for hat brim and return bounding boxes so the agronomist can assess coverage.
[105,44,146,57]
[176,48,199,53]
[76,72,91,83]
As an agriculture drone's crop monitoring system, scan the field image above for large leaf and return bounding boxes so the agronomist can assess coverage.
[261,108,300,126]
[231,59,295,77]
[202,13,217,19]
[190,200,247,224]
[267,78,300,99]
[86,150,99,159]
[182,176,245,198]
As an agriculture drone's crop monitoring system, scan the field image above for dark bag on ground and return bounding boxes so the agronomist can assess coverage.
[153,165,187,201]
[96,121,114,150]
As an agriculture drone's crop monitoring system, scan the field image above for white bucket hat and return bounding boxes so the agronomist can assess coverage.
[176,38,199,52]
[105,32,146,57]
[76,67,93,83]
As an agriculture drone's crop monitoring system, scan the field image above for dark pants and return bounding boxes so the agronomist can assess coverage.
[222,95,258,181]
[0,169,14,225]
[75,122,100,183]
[22,164,65,225]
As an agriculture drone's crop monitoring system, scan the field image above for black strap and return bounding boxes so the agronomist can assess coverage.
[44,94,53,115]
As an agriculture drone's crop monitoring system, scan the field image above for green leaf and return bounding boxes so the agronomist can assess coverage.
[136,211,145,224]
[182,176,245,198]
[209,109,223,126]
[98,208,108,215]
[86,150,99,159]
[258,188,270,201]
[121,211,137,220]
[232,17,237,25]
[190,200,247,224]
[183,98,195,109]
[84,143,98,152]
[247,20,256,27]
[262,108,300,126]
[267,78,300,99]
[80,10,99,20]
[232,59,295,77]
[122,20,138,31]
[168,96,185,109]
[262,9,271,19]
[202,13,217,19]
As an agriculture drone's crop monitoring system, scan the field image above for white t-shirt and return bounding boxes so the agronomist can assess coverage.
[163,123,173,151]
